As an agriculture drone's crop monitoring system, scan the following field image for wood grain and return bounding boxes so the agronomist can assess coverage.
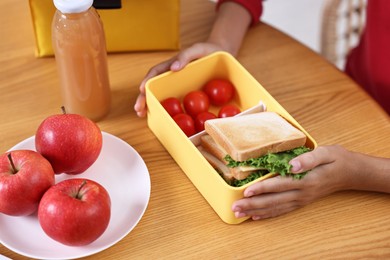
[1,0,389,259]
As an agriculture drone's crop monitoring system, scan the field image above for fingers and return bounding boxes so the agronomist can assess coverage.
[231,146,348,220]
[134,94,147,117]
[141,59,176,93]
[133,51,193,117]
[289,146,337,174]
[243,176,303,197]
[232,190,304,220]
[134,59,176,117]
[232,176,312,220]
[173,43,221,70]
[134,43,224,118]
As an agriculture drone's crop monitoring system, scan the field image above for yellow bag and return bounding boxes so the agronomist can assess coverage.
[29,0,180,57]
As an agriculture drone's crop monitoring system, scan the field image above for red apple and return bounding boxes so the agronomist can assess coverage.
[38,178,111,246]
[0,150,55,216]
[35,108,102,174]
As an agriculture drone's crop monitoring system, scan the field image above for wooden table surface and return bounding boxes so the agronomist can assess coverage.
[1,0,390,259]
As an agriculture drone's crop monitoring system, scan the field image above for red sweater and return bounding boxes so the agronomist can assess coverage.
[217,0,390,114]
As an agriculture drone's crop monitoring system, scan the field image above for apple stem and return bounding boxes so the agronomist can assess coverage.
[7,153,18,174]
[76,180,87,200]
[61,106,67,114]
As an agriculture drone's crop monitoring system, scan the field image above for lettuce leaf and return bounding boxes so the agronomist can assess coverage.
[225,146,311,186]
[230,170,269,187]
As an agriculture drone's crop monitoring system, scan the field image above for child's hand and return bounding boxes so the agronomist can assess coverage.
[134,43,224,117]
[232,146,356,220]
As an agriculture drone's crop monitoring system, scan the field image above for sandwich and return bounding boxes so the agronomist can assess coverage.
[198,111,311,187]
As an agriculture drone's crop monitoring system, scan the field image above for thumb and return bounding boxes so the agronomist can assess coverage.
[289,146,335,174]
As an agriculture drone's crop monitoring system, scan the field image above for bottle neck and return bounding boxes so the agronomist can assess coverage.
[56,7,95,20]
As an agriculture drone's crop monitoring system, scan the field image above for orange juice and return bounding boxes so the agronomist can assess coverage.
[52,0,111,121]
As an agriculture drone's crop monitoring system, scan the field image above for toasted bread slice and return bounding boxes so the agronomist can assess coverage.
[198,145,258,181]
[200,134,227,162]
[197,146,234,181]
[204,112,306,161]
[200,134,267,180]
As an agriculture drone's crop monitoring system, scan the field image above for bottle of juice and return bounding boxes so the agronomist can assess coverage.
[52,0,111,121]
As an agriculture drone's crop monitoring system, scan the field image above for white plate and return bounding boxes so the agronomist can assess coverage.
[0,132,151,259]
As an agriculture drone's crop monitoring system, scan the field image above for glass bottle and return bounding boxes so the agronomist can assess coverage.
[52,0,111,121]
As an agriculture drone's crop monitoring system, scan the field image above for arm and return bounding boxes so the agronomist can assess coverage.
[232,145,390,220]
[206,1,262,56]
[290,146,390,193]
[134,1,261,117]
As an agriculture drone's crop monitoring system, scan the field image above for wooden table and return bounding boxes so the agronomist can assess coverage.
[1,0,390,259]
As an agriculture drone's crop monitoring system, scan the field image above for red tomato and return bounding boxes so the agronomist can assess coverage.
[161,97,183,117]
[173,113,196,137]
[183,90,210,118]
[203,79,235,106]
[218,104,241,118]
[194,111,217,132]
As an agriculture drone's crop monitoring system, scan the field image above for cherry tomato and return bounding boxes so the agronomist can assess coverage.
[183,90,210,118]
[173,113,196,137]
[194,111,217,132]
[203,79,235,106]
[161,97,183,117]
[218,104,241,118]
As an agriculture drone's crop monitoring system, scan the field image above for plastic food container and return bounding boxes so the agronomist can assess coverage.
[145,51,317,224]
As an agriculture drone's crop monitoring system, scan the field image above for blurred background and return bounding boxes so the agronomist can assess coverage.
[262,0,366,70]
[262,0,323,53]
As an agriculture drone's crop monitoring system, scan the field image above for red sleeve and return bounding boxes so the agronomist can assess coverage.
[216,0,263,26]
[345,0,390,114]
